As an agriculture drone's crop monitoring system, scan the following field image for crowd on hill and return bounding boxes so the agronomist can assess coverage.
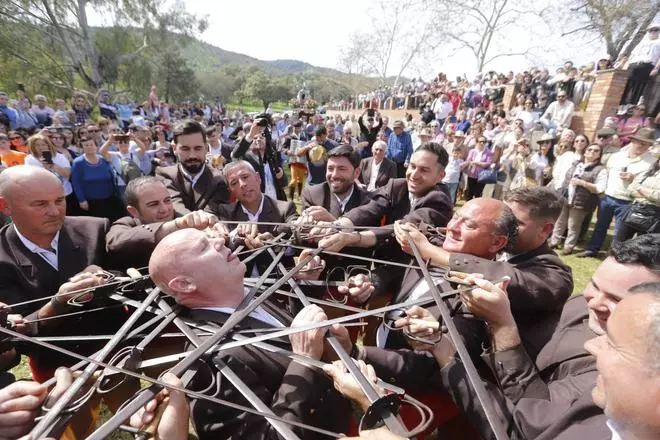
[0,22,659,440]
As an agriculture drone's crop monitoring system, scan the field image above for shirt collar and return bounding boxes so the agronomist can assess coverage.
[180,163,206,183]
[240,193,265,218]
[13,224,60,253]
[333,185,355,211]
[606,420,622,440]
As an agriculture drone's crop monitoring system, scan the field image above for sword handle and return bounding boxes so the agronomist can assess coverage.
[135,396,169,440]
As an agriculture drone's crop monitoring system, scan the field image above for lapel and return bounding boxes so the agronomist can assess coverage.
[176,165,196,209]
[362,159,372,184]
[326,184,343,217]
[193,167,215,210]
[6,225,42,283]
[57,223,88,283]
[345,183,364,213]
[232,203,249,222]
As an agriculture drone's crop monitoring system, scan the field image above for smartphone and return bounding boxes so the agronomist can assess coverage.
[42,151,53,164]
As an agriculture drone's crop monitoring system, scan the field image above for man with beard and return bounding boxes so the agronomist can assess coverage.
[156,120,229,216]
[300,144,370,222]
[106,176,226,271]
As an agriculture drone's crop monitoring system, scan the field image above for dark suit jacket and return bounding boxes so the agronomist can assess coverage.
[182,306,350,440]
[358,157,397,190]
[358,295,608,440]
[209,196,298,275]
[232,137,288,201]
[301,182,371,219]
[0,217,126,369]
[448,242,573,359]
[156,164,229,217]
[106,216,166,271]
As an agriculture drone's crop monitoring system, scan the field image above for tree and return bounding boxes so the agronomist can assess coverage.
[0,0,206,91]
[558,0,660,61]
[339,0,438,87]
[237,70,294,110]
[158,50,198,103]
[426,0,550,73]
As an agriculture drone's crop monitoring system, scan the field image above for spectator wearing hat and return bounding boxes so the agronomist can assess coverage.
[595,127,619,165]
[444,129,467,159]
[578,128,657,257]
[413,127,432,151]
[386,120,413,178]
[619,24,660,106]
[617,104,650,145]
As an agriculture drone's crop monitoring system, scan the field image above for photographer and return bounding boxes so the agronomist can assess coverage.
[232,114,288,200]
[357,109,383,158]
[24,133,76,214]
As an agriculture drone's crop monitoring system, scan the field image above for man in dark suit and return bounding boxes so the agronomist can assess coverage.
[148,228,351,439]
[207,160,297,276]
[358,140,397,191]
[106,176,225,271]
[232,117,288,201]
[343,234,660,440]
[156,120,229,217]
[300,144,370,222]
[395,186,572,359]
[0,166,125,381]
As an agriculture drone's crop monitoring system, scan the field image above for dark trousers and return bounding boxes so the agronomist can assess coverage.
[395,161,407,178]
[620,63,653,106]
[465,177,486,200]
[587,195,630,253]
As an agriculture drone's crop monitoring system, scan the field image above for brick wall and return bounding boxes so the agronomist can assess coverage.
[579,69,628,139]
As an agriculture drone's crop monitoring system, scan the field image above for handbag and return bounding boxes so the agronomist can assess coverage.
[622,202,660,233]
[477,167,498,184]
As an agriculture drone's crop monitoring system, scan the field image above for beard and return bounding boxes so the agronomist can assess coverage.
[182,159,204,174]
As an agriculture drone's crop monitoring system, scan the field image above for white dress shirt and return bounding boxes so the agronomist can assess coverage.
[181,163,206,188]
[14,225,60,270]
[368,160,382,191]
[197,289,283,328]
[239,195,265,279]
[333,186,355,214]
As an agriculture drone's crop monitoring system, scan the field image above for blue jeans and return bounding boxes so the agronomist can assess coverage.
[445,182,459,205]
[587,195,631,253]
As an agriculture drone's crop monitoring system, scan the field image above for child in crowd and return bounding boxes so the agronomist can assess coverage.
[442,146,465,204]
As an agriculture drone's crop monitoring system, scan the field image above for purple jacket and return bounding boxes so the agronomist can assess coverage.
[466,147,494,178]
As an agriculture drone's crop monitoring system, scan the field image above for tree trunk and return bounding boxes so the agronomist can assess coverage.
[76,0,103,90]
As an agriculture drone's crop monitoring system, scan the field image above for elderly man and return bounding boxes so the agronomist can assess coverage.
[0,166,126,381]
[300,144,370,222]
[396,186,572,358]
[106,176,224,270]
[359,140,397,191]
[148,228,351,439]
[386,120,413,178]
[156,120,230,216]
[336,234,660,440]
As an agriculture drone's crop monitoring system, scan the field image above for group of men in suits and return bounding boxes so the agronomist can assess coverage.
[1,116,659,440]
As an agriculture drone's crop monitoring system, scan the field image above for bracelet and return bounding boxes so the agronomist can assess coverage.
[173,218,181,229]
[49,297,71,314]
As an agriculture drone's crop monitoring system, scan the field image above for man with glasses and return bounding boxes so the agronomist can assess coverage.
[540,91,575,131]
[619,24,660,106]
[595,127,619,165]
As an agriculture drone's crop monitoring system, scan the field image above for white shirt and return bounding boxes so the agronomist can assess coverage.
[628,37,660,65]
[443,159,465,184]
[368,160,382,191]
[606,420,622,440]
[333,186,355,214]
[605,150,656,200]
[262,163,278,200]
[542,100,575,128]
[181,163,206,188]
[197,289,283,328]
[25,153,72,196]
[239,195,266,279]
[14,224,60,270]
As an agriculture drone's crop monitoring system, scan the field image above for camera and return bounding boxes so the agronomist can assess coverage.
[366,108,375,117]
[42,151,53,164]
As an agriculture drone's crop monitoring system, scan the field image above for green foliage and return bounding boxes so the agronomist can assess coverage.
[236,70,295,109]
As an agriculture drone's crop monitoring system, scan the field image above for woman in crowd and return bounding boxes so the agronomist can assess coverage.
[518,97,540,132]
[463,135,493,199]
[24,134,77,214]
[71,136,126,221]
[552,133,589,191]
[49,130,73,163]
[8,131,28,153]
[615,158,660,241]
[550,144,606,254]
[503,138,537,191]
[616,104,649,145]
[531,138,556,185]
[152,125,170,150]
[464,122,483,150]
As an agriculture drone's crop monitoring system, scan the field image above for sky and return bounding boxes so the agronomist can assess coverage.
[87,0,612,81]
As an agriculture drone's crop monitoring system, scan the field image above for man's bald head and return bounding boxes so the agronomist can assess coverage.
[443,198,518,258]
[0,165,62,199]
[149,229,246,308]
[0,165,66,245]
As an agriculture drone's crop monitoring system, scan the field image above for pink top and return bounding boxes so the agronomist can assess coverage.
[617,116,649,136]
[466,147,494,178]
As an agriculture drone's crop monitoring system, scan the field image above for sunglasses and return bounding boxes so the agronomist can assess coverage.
[597,135,611,139]
[51,136,63,140]
[9,136,21,140]
[477,140,486,143]
[586,148,600,153]
[88,129,100,133]
[558,95,567,98]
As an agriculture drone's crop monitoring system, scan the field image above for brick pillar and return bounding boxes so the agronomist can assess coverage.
[502,83,519,110]
[581,69,628,140]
